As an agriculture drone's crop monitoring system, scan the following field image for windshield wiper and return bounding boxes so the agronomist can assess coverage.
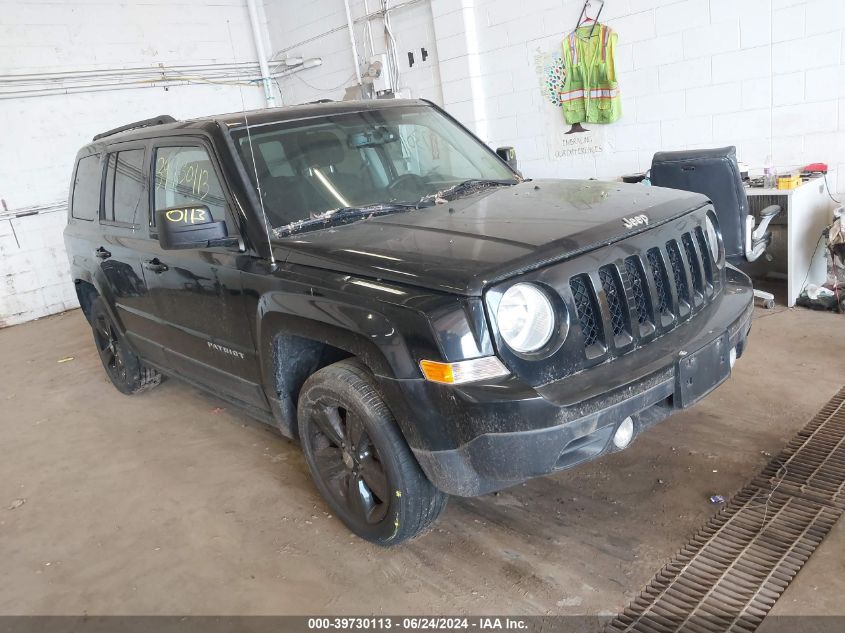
[272,179,518,237]
[273,202,422,237]
[421,178,517,205]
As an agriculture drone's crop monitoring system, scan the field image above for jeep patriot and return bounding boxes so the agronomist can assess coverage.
[64,100,754,545]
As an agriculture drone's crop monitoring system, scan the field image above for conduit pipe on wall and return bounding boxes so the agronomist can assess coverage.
[343,0,363,86]
[1,79,241,100]
[0,64,311,100]
[362,0,377,58]
[1,62,258,84]
[0,62,265,100]
[246,0,277,107]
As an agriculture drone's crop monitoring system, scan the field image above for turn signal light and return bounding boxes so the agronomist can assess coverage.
[419,356,510,385]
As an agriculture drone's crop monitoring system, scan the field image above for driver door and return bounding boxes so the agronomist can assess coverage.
[142,140,265,408]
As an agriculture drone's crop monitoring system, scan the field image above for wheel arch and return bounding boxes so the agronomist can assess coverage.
[258,311,406,439]
[73,279,99,323]
[71,267,122,330]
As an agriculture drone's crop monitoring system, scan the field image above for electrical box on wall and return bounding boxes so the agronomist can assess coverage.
[364,54,392,95]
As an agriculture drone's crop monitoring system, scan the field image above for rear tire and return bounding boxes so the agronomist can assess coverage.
[297,359,447,546]
[90,297,161,395]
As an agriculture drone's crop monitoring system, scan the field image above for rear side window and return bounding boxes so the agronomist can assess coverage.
[71,155,102,221]
[102,149,146,225]
[153,146,227,224]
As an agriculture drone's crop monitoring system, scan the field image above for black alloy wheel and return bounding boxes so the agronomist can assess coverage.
[297,359,447,545]
[89,297,161,395]
[93,312,128,385]
[305,400,390,525]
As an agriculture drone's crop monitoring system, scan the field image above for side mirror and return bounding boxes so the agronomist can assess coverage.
[155,206,235,250]
[496,146,518,171]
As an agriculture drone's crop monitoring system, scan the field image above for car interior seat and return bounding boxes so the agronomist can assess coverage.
[295,130,365,213]
[650,146,782,307]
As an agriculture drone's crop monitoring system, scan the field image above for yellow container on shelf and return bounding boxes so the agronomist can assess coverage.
[777,172,801,190]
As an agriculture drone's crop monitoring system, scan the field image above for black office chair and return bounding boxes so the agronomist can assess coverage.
[650,147,782,307]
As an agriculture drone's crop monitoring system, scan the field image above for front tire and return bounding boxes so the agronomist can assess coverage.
[297,359,447,546]
[90,297,161,395]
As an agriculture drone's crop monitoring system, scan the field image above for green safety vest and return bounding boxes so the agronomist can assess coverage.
[559,24,621,125]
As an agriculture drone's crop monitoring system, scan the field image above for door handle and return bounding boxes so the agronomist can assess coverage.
[143,258,169,274]
[94,247,111,260]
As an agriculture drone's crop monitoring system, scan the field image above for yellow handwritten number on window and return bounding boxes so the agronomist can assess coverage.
[165,208,207,224]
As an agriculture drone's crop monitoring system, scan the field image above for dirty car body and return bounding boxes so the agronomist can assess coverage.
[64,99,753,542]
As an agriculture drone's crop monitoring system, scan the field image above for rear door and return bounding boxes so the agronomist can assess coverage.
[142,138,266,408]
[94,142,167,367]
[65,151,106,305]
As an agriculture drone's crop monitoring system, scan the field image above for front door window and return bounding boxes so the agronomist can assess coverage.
[153,146,227,223]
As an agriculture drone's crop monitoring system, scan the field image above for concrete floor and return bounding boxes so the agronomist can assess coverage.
[1,304,843,616]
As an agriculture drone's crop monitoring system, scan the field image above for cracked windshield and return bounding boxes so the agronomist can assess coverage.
[233,105,517,235]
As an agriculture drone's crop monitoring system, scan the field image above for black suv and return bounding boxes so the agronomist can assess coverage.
[64,100,753,545]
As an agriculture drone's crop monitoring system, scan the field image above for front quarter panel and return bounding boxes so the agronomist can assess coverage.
[242,260,493,447]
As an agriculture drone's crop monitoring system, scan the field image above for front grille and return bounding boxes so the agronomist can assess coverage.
[599,266,627,337]
[567,223,721,355]
[570,275,600,347]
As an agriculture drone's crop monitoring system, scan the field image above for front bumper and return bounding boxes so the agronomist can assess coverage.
[385,267,754,497]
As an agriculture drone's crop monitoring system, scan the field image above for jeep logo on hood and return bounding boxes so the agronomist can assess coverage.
[622,214,649,229]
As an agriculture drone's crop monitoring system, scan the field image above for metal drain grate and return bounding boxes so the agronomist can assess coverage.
[752,389,845,510]
[607,386,845,633]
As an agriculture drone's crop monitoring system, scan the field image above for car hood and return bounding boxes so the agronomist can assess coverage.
[273,179,708,296]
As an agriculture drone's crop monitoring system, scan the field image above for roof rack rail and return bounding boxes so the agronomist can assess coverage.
[305,99,334,104]
[92,114,177,141]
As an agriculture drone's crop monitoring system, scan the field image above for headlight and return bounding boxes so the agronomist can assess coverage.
[704,213,721,263]
[496,283,555,353]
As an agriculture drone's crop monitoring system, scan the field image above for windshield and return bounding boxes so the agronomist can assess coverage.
[231,105,518,235]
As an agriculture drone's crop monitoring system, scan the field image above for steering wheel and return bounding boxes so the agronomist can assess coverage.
[387,173,428,199]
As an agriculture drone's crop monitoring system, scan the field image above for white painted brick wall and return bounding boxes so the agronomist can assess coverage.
[655,1,710,36]
[414,0,845,193]
[658,57,711,92]
[260,0,845,202]
[263,0,444,105]
[634,33,684,68]
[11,0,837,327]
[683,21,741,58]
[2,0,266,327]
[248,0,833,188]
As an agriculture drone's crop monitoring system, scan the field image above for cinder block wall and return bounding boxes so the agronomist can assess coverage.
[4,0,844,326]
[263,0,444,106]
[0,0,267,327]
[268,0,845,188]
[0,209,72,327]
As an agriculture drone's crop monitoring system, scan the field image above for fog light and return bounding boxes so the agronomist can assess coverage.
[729,346,737,368]
[613,417,635,449]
